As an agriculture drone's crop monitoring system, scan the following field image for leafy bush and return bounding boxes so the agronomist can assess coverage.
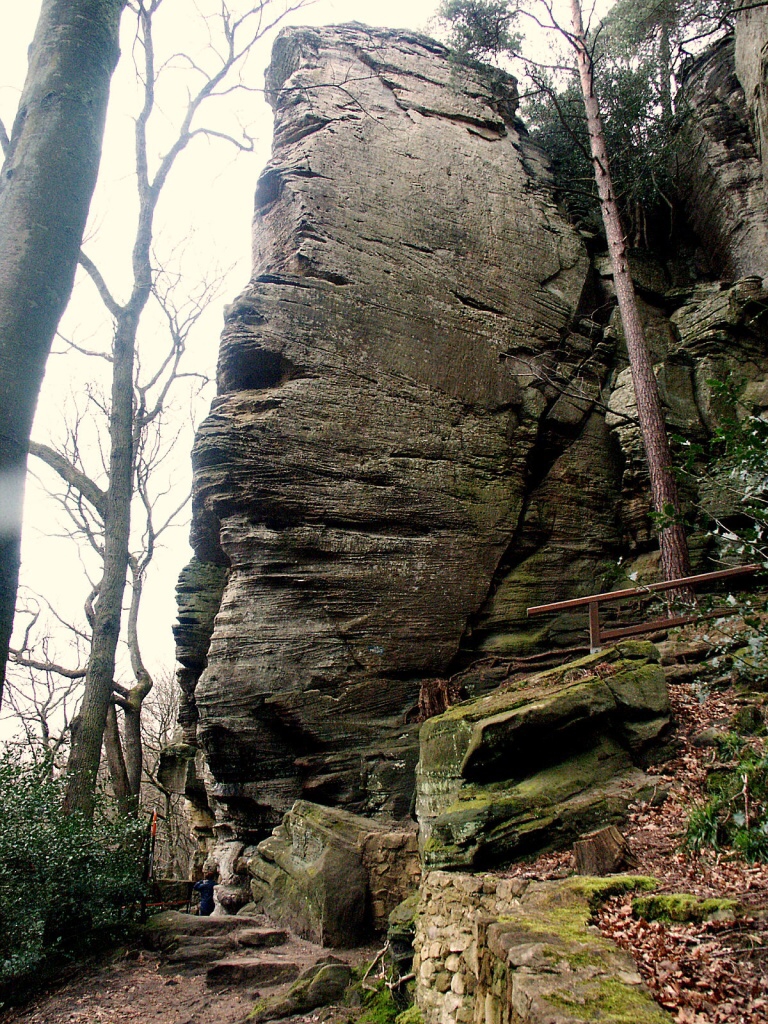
[685,740,768,863]
[0,748,145,993]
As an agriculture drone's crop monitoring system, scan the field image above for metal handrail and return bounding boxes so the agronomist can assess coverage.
[527,563,761,652]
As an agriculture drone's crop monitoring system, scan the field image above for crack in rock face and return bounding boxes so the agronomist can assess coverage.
[178,23,593,841]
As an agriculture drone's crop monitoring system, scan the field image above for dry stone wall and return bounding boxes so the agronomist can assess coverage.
[412,871,672,1024]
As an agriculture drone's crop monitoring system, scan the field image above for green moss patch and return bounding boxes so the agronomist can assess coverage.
[548,975,671,1023]
[394,1008,423,1024]
[632,894,739,923]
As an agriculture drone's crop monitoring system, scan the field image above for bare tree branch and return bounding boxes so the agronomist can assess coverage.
[28,441,107,519]
[7,654,87,680]
[77,250,124,319]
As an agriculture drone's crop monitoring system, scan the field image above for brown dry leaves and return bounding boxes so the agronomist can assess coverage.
[595,678,768,1023]
[503,670,768,1022]
[599,897,768,1023]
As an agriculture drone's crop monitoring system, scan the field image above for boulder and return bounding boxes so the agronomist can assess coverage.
[248,956,353,1022]
[246,800,418,946]
[416,642,670,869]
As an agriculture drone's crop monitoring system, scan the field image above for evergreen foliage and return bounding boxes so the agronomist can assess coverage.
[0,749,144,996]
[438,0,521,60]
[437,0,734,240]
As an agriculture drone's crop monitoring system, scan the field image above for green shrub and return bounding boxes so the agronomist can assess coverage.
[685,744,768,863]
[0,748,145,994]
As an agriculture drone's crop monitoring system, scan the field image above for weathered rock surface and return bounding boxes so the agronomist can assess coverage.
[412,870,670,1024]
[206,956,300,987]
[175,23,768,852]
[246,800,420,946]
[181,23,592,832]
[416,642,670,870]
[676,36,768,281]
[143,909,274,950]
[736,6,768,206]
[247,956,353,1023]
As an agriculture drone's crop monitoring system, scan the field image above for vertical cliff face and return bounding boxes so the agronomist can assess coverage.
[736,5,768,203]
[676,36,768,282]
[179,24,593,837]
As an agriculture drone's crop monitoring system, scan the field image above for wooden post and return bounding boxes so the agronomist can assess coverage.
[588,600,601,652]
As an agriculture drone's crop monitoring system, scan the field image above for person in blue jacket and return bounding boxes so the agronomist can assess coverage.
[193,869,217,916]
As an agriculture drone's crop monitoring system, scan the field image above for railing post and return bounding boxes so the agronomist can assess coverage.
[589,600,601,653]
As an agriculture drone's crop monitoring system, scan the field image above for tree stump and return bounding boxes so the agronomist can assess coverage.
[573,825,632,876]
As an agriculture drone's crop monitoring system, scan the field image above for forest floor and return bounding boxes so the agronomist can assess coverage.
[0,938,380,1024]
[3,634,768,1024]
[505,654,768,1024]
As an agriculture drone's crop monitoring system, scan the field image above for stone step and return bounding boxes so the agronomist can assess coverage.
[165,936,239,966]
[206,956,301,988]
[144,910,273,950]
[236,927,289,949]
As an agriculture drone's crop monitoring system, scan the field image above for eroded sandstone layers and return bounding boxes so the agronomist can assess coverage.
[176,23,768,848]
[177,24,595,836]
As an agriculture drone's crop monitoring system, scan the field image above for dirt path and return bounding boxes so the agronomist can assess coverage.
[0,936,379,1024]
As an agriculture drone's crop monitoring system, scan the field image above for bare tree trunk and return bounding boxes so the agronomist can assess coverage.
[0,0,124,707]
[121,561,155,800]
[63,311,138,816]
[59,0,306,816]
[568,0,691,583]
[104,701,135,815]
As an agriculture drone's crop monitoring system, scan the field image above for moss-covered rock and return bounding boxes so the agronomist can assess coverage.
[632,893,740,923]
[412,872,668,1024]
[416,643,670,869]
[395,1007,424,1024]
[484,876,672,1022]
[730,703,765,735]
[247,956,352,1022]
[247,801,372,947]
[388,893,420,973]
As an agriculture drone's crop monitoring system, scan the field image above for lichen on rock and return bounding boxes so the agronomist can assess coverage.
[416,642,670,869]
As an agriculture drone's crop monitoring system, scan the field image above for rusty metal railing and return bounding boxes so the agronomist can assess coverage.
[527,564,761,652]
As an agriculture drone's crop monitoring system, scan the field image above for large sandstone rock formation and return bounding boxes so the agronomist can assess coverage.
[416,641,669,870]
[736,5,768,203]
[175,23,768,851]
[178,24,594,836]
[675,36,768,282]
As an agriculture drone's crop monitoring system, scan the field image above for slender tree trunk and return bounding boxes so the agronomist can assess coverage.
[0,0,125,707]
[104,701,135,815]
[568,0,690,583]
[659,22,674,121]
[63,312,138,817]
[124,564,153,795]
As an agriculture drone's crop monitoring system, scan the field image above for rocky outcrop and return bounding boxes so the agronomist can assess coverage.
[181,23,592,834]
[676,36,768,281]
[175,23,768,851]
[736,6,768,203]
[412,871,670,1024]
[246,800,420,946]
[416,642,669,870]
